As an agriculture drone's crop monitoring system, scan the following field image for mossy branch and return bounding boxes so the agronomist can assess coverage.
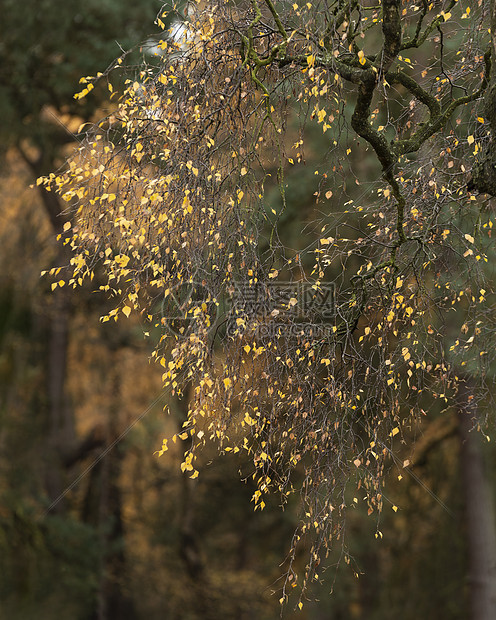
[323,0,358,51]
[387,69,441,118]
[380,0,402,72]
[263,0,288,39]
[395,48,491,156]
[400,0,457,51]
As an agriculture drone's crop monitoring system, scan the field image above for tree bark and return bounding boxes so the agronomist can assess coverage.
[467,0,496,195]
[83,361,137,620]
[17,145,75,509]
[457,380,496,620]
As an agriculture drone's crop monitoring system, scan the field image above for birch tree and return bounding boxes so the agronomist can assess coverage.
[41,0,496,606]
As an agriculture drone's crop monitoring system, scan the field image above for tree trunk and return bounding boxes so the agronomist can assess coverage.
[174,388,213,618]
[83,361,137,620]
[17,145,76,511]
[458,380,496,620]
[467,0,496,195]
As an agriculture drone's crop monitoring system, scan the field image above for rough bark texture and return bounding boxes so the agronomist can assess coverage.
[458,380,496,620]
[468,0,496,195]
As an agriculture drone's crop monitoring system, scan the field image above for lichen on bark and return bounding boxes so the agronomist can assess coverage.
[469,84,496,196]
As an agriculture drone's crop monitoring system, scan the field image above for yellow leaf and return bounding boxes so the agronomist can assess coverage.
[244,413,256,426]
[122,306,131,317]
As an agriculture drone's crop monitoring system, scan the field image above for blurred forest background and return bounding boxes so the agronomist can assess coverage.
[0,0,495,618]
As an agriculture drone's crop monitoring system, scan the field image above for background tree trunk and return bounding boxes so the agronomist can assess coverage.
[17,146,76,512]
[458,379,496,620]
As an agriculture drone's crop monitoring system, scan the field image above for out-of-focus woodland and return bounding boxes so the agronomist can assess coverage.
[1,1,496,618]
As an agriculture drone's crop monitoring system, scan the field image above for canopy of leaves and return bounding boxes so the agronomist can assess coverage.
[41,0,496,601]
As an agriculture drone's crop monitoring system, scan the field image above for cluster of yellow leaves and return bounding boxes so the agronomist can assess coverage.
[37,0,496,596]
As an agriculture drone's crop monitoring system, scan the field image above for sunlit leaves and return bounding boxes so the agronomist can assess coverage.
[38,0,496,600]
